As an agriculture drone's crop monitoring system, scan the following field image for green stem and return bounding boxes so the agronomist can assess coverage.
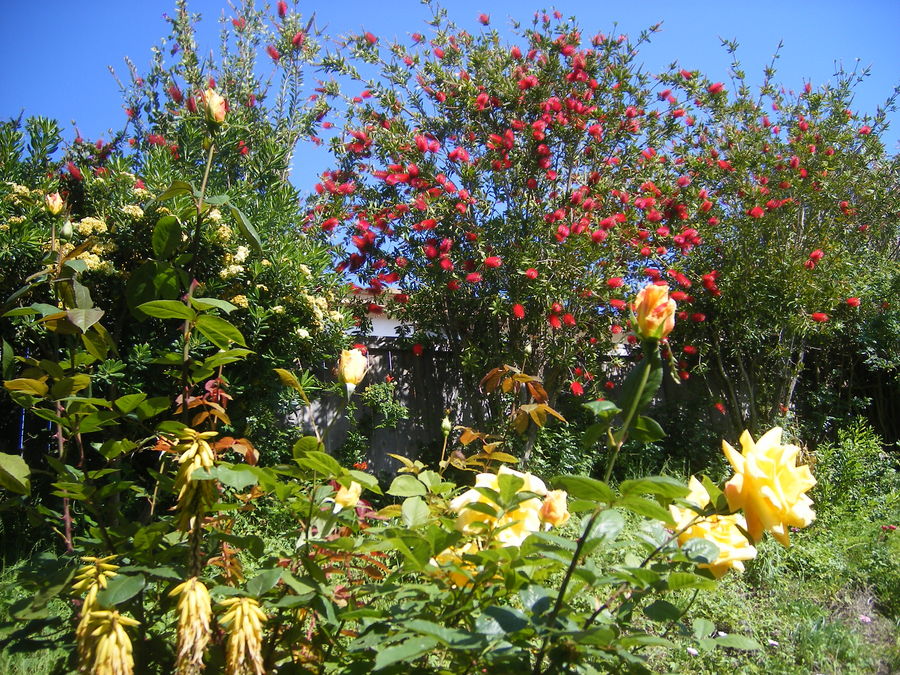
[603,348,657,483]
[187,141,216,278]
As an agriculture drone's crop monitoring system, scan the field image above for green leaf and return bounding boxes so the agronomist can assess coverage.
[388,474,427,497]
[292,436,324,458]
[628,415,666,443]
[138,300,196,321]
[401,496,430,528]
[152,215,182,259]
[190,296,237,314]
[136,396,172,420]
[0,452,31,495]
[296,449,342,478]
[4,378,48,397]
[497,472,525,506]
[229,205,262,253]
[274,368,304,392]
[682,538,720,564]
[126,261,183,314]
[617,494,675,525]
[114,393,147,413]
[693,618,716,640]
[50,374,91,399]
[552,475,614,504]
[714,634,762,651]
[1,339,13,379]
[583,399,621,419]
[666,572,717,591]
[373,636,438,671]
[203,194,231,206]
[215,465,259,490]
[619,475,689,499]
[156,180,194,202]
[96,574,145,607]
[97,439,138,460]
[246,568,282,597]
[585,508,624,542]
[195,314,246,349]
[349,469,382,495]
[203,348,253,369]
[643,599,682,622]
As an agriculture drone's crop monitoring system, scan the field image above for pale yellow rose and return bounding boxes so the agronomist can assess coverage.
[671,476,757,578]
[430,540,480,588]
[634,283,676,341]
[539,490,570,528]
[338,348,368,395]
[723,427,816,546]
[448,466,547,547]
[45,192,64,215]
[334,481,362,511]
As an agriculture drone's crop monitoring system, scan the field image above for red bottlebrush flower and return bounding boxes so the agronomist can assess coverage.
[570,381,584,396]
[690,313,706,322]
[266,45,281,61]
[604,380,615,391]
[810,312,829,323]
[562,313,576,327]
[412,343,424,356]
[846,297,861,307]
[611,325,623,334]
[707,82,724,94]
[364,31,378,45]
[683,345,698,355]
[168,84,183,104]
[524,267,539,279]
[676,175,691,188]
[511,45,522,59]
[714,402,727,415]
[551,302,563,314]
[606,277,624,288]
[232,16,246,30]
[804,260,816,271]
[447,280,460,291]
[352,343,368,355]
[859,125,872,135]
[238,140,249,155]
[808,249,824,262]
[484,256,502,268]
[277,0,287,18]
[478,13,490,25]
[678,370,690,381]
[680,69,693,79]
[609,299,627,310]
[465,272,482,283]
[670,291,689,302]
[548,314,562,330]
[292,31,306,48]
[512,303,526,319]
[748,206,765,219]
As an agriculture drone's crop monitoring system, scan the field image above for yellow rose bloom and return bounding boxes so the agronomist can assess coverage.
[45,192,64,215]
[671,476,757,578]
[338,348,368,395]
[201,88,227,126]
[334,481,362,511]
[723,427,816,546]
[449,466,548,547]
[430,540,481,588]
[633,283,676,341]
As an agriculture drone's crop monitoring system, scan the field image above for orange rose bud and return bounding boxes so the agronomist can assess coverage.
[539,490,570,528]
[201,88,227,126]
[633,284,676,341]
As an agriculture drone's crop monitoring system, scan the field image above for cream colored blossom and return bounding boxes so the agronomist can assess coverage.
[75,217,108,236]
[231,295,249,309]
[122,204,144,220]
[208,208,223,222]
[723,427,816,546]
[670,476,757,578]
[216,224,233,241]
[298,264,311,277]
[233,246,250,263]
[449,466,548,547]
[220,264,244,279]
[296,328,310,339]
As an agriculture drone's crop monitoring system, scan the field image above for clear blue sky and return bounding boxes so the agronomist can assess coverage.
[2,0,897,192]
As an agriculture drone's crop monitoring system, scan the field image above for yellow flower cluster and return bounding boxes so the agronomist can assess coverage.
[670,477,757,578]
[170,577,212,675]
[220,597,267,675]
[231,294,249,309]
[121,204,144,220]
[75,216,108,236]
[173,429,218,531]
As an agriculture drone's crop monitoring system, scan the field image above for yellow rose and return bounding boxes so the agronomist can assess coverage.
[539,490,570,528]
[633,283,676,341]
[338,348,368,395]
[334,481,362,511]
[449,466,547,547]
[430,540,480,587]
[45,192,64,215]
[201,88,227,125]
[670,477,757,578]
[723,427,816,546]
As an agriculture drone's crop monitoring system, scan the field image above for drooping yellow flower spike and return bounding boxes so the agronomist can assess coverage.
[633,283,676,341]
[173,429,219,531]
[170,577,212,675]
[78,609,139,675]
[219,597,267,675]
[723,427,816,546]
[670,476,757,578]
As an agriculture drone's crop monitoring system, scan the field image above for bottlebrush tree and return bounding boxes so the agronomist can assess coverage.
[308,6,722,428]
